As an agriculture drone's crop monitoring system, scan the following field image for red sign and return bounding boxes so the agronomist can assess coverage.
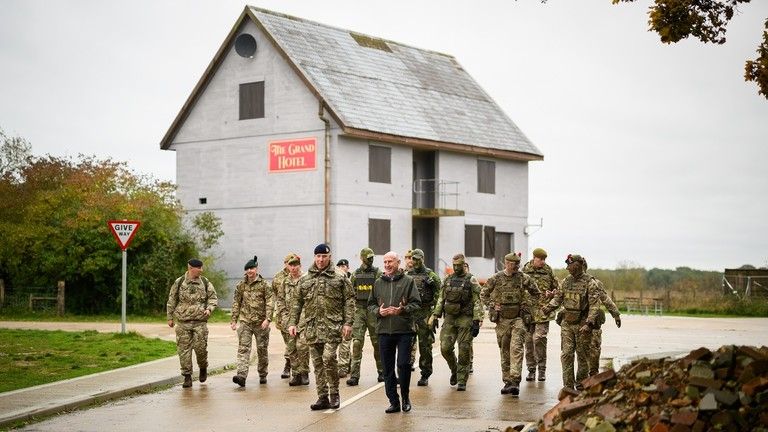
[268,138,317,172]
[108,220,141,251]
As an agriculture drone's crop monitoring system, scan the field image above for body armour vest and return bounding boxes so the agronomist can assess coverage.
[353,266,379,302]
[443,274,473,316]
[409,267,436,306]
[561,274,590,324]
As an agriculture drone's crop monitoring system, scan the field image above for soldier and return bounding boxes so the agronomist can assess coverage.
[430,254,484,391]
[405,248,441,386]
[583,259,621,376]
[368,251,421,413]
[541,254,600,390]
[230,256,272,387]
[272,255,292,380]
[275,254,310,386]
[336,258,352,378]
[166,258,218,389]
[288,244,355,411]
[403,249,414,271]
[522,248,559,382]
[482,252,541,395]
[347,247,384,386]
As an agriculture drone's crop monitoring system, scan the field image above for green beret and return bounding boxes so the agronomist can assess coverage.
[244,255,258,270]
[532,248,547,259]
[504,253,521,262]
[188,258,203,268]
[360,247,374,259]
[284,253,300,264]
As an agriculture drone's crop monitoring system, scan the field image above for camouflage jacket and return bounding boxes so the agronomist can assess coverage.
[271,268,289,327]
[522,261,560,322]
[231,274,273,324]
[543,272,600,325]
[587,273,621,325]
[166,272,218,322]
[405,265,441,310]
[275,272,304,331]
[481,270,540,320]
[288,264,355,344]
[433,272,484,321]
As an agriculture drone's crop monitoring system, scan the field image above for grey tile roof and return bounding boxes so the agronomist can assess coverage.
[251,7,542,158]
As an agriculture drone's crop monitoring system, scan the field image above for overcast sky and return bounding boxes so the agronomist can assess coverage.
[1,0,766,271]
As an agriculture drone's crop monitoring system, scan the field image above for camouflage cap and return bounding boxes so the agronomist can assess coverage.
[532,248,547,259]
[565,254,585,265]
[452,253,465,265]
[404,249,413,258]
[284,253,300,265]
[244,255,258,270]
[411,248,425,260]
[187,258,203,268]
[360,247,375,259]
[504,252,521,262]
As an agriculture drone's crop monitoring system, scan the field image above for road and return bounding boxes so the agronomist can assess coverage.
[6,315,768,431]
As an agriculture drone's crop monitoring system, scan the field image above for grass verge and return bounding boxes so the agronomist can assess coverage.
[0,329,177,393]
[0,308,232,323]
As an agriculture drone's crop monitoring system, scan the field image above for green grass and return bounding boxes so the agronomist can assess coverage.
[0,308,232,323]
[0,329,178,392]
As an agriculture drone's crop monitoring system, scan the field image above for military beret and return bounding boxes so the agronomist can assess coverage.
[360,247,374,259]
[314,243,331,255]
[284,253,300,264]
[336,259,349,267]
[187,258,203,268]
[411,248,425,260]
[565,254,585,265]
[532,248,547,259]
[504,252,521,262]
[244,255,258,270]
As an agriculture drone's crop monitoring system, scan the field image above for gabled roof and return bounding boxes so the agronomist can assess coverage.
[161,6,543,161]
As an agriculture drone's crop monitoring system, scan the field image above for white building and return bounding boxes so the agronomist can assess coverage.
[160,6,543,302]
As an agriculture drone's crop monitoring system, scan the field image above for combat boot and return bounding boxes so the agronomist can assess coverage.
[417,375,429,386]
[281,359,291,379]
[259,376,267,384]
[457,383,466,391]
[310,395,330,411]
[525,369,536,381]
[538,367,546,381]
[233,375,246,387]
[377,371,385,383]
[501,382,513,394]
[509,384,520,396]
[449,371,458,386]
[346,376,359,386]
[289,373,302,386]
[199,368,207,383]
[182,374,192,388]
[301,372,310,385]
[329,393,340,409]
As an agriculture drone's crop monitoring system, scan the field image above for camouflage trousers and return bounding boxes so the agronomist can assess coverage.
[439,314,473,385]
[560,322,592,388]
[411,308,435,378]
[524,321,550,373]
[350,304,382,378]
[589,328,602,376]
[174,320,209,375]
[236,321,270,378]
[309,341,340,397]
[338,333,352,374]
[289,329,310,376]
[494,316,527,384]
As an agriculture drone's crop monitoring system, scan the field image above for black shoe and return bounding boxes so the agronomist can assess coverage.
[457,383,466,391]
[402,398,412,412]
[450,372,457,386]
[469,365,474,374]
[538,371,546,382]
[310,395,330,411]
[525,370,535,381]
[510,384,520,396]
[501,382,513,394]
[302,372,310,386]
[233,375,246,387]
[281,359,291,379]
[377,372,385,383]
[346,377,359,386]
[385,404,401,414]
[182,374,192,388]
[199,368,207,383]
[259,376,267,384]
[289,374,302,386]
[417,376,429,386]
[329,394,340,409]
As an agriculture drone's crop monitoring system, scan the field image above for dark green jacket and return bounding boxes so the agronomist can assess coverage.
[368,270,421,334]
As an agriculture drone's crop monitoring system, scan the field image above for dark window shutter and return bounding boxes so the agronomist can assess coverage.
[369,219,391,254]
[484,225,496,258]
[239,81,265,120]
[478,160,495,194]
[369,145,391,183]
[465,224,483,257]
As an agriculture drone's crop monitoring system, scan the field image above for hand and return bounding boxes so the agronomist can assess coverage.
[615,317,622,328]
[167,319,174,328]
[260,319,270,330]
[288,325,297,337]
[230,322,237,331]
[203,309,211,318]
[427,315,435,326]
[341,325,352,339]
[379,304,390,316]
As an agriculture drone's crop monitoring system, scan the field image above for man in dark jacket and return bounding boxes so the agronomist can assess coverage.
[368,251,421,413]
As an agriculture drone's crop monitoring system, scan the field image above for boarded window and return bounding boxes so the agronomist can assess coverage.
[239,81,265,120]
[494,232,512,271]
[369,145,391,183]
[369,218,390,254]
[483,225,496,259]
[478,160,495,194]
[465,224,483,257]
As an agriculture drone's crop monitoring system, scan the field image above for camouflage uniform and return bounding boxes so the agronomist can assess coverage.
[231,274,273,380]
[289,263,355,400]
[522,260,559,379]
[542,269,599,389]
[166,273,218,376]
[482,268,540,388]
[336,269,352,376]
[587,275,621,376]
[272,268,291,367]
[276,271,309,381]
[349,264,384,381]
[433,271,484,387]
[405,262,441,381]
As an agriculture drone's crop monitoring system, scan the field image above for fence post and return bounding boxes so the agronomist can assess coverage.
[0,279,4,307]
[57,281,65,316]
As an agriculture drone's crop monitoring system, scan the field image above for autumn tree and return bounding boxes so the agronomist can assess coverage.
[613,0,768,99]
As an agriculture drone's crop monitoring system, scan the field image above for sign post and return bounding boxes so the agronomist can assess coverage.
[107,220,141,334]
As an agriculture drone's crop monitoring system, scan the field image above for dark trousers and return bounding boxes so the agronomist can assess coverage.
[379,332,414,406]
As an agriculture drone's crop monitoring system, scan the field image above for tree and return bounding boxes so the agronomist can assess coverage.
[0,127,32,181]
[613,0,768,99]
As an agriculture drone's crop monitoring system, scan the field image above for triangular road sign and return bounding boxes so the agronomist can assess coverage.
[108,220,141,251]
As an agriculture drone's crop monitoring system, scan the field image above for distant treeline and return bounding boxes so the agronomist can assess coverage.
[552,266,722,297]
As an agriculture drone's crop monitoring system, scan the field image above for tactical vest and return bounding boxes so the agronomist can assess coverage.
[353,266,379,302]
[409,267,436,306]
[561,275,589,324]
[495,273,523,319]
[443,274,473,316]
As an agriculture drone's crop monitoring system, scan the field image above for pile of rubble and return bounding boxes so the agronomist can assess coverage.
[534,345,768,432]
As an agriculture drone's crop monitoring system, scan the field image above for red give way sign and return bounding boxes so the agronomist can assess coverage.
[107,220,141,250]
